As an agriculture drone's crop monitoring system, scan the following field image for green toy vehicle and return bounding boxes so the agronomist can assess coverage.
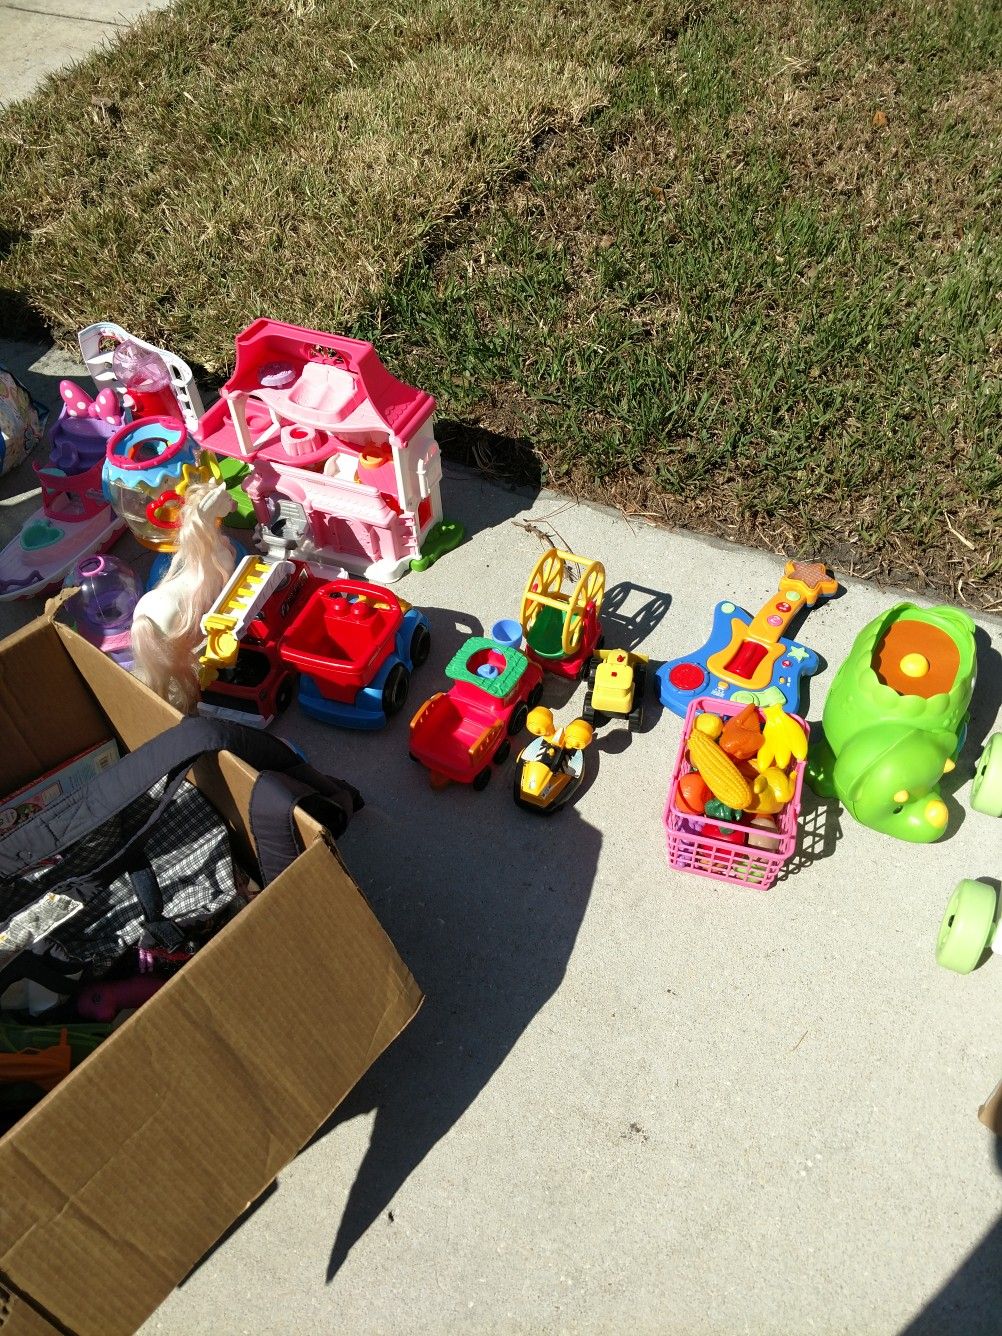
[806,603,976,843]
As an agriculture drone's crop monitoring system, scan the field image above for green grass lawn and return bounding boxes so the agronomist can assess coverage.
[2,0,1000,604]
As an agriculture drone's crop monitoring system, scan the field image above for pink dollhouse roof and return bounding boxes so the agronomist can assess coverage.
[199,320,436,454]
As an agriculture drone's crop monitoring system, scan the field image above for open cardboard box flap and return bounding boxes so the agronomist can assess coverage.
[0,615,422,1335]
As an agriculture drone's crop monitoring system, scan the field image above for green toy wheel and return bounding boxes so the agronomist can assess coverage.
[971,733,1002,817]
[936,879,998,974]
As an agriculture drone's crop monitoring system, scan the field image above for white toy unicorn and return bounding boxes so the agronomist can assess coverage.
[131,479,236,712]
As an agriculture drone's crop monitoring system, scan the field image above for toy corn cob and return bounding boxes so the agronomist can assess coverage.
[687,728,753,810]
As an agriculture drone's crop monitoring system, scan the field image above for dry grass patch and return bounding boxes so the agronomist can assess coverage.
[0,0,687,370]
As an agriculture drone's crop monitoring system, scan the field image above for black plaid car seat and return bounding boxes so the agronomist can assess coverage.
[0,717,363,998]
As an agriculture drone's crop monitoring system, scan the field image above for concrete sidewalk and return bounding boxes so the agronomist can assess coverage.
[2,343,1001,1335]
[0,0,169,106]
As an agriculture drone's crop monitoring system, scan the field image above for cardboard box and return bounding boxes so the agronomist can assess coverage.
[0,612,422,1334]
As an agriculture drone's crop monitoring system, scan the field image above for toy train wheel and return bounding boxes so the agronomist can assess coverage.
[409,623,431,669]
[494,740,511,765]
[936,879,998,974]
[971,733,1002,817]
[563,560,606,656]
[507,702,529,737]
[527,682,544,709]
[520,549,564,631]
[276,676,295,715]
[472,767,492,791]
[382,663,410,716]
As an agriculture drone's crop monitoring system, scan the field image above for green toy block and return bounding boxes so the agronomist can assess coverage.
[445,636,528,699]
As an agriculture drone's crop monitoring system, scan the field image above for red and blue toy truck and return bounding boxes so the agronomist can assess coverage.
[279,578,430,729]
[409,636,544,789]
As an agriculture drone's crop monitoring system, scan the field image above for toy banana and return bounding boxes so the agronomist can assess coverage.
[757,706,808,771]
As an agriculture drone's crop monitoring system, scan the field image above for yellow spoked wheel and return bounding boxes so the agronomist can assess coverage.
[563,559,606,654]
[520,548,565,631]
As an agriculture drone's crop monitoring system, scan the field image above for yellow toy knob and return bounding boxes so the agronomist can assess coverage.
[925,798,949,829]
[899,652,929,678]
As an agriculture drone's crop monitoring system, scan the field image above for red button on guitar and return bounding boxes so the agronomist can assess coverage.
[776,601,792,613]
[668,662,707,692]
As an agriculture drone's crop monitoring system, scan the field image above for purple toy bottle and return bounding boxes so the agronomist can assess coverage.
[62,553,141,668]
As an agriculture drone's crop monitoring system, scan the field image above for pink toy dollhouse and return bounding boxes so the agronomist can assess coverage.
[196,320,463,583]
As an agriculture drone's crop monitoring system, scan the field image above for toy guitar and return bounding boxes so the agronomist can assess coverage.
[657,560,839,717]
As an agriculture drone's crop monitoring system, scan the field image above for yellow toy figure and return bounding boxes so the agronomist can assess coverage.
[514,707,594,814]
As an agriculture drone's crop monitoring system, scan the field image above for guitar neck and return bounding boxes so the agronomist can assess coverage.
[745,588,800,645]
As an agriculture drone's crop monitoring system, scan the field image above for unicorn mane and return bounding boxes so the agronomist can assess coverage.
[131,480,236,712]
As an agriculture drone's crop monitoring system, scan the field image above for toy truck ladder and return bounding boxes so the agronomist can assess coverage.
[198,556,295,677]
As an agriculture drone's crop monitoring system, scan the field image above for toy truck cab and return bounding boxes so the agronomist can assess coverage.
[409,636,543,789]
[279,578,430,729]
[584,648,648,729]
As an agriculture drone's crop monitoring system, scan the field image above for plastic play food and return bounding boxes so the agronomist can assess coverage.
[747,815,781,850]
[679,773,712,814]
[693,712,723,739]
[719,704,763,760]
[687,729,753,810]
[747,766,797,816]
[756,706,808,770]
[665,697,808,891]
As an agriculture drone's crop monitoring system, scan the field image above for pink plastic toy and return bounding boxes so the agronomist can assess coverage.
[76,976,164,1021]
[663,696,807,890]
[195,320,464,582]
[77,321,203,433]
[0,454,125,602]
[62,552,141,666]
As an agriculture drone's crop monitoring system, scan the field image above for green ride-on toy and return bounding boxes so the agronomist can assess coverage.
[806,603,977,843]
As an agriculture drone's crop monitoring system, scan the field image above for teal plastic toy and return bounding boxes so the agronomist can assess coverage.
[806,603,976,843]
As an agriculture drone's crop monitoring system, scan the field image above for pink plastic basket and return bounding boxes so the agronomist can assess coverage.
[663,696,808,891]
